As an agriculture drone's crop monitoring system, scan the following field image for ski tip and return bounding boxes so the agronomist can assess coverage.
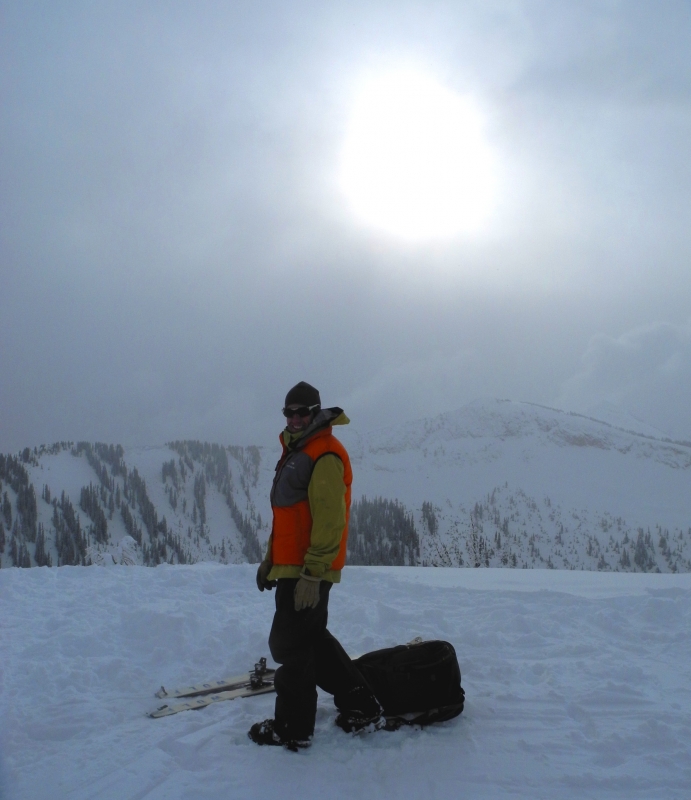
[155,686,168,699]
[148,704,173,718]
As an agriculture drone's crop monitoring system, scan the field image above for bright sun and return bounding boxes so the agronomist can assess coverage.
[339,70,496,242]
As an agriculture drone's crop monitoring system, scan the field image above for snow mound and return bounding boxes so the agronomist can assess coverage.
[117,535,139,566]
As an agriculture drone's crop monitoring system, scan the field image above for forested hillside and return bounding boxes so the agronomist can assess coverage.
[0,442,263,569]
[2,400,690,572]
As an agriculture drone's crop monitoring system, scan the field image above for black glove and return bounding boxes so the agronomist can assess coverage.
[256,560,276,592]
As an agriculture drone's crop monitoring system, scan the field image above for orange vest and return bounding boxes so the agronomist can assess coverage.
[270,427,352,570]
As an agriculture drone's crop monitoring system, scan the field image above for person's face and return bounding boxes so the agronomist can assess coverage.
[283,405,313,433]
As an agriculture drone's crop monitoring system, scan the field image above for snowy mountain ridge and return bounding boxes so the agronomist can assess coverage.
[345,399,691,462]
[1,399,690,572]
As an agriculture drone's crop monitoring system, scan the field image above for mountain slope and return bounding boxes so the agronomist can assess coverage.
[1,400,690,571]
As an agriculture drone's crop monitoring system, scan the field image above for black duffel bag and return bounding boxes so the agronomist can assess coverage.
[353,639,465,728]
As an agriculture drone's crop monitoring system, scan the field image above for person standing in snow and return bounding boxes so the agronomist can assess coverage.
[248,381,382,750]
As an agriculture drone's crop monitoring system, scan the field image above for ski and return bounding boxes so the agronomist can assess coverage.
[155,658,275,699]
[147,681,276,718]
[149,639,430,720]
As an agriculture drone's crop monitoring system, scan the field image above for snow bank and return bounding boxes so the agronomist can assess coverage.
[2,564,690,799]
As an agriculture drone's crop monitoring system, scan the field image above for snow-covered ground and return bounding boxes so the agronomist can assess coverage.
[2,564,690,799]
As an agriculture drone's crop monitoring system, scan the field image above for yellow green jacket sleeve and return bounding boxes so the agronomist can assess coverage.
[304,454,346,578]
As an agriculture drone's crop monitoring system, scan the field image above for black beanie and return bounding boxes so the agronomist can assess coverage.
[284,381,321,408]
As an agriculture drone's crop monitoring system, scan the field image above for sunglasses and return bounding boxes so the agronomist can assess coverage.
[282,405,318,418]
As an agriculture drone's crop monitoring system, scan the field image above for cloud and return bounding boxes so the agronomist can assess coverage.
[558,321,691,438]
[341,348,509,432]
[2,2,691,453]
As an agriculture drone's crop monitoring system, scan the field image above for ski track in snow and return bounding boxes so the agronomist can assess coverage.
[2,564,691,800]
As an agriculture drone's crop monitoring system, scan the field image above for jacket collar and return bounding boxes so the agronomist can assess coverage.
[280,406,347,453]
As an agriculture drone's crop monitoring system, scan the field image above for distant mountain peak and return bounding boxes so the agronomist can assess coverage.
[347,398,691,460]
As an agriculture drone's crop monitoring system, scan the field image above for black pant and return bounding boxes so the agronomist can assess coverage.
[268,578,371,740]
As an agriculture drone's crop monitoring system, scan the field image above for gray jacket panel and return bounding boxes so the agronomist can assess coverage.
[271,450,314,508]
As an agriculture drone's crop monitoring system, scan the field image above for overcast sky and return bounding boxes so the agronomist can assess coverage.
[2,0,691,452]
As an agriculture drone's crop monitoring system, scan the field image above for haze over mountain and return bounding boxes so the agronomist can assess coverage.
[2,400,689,574]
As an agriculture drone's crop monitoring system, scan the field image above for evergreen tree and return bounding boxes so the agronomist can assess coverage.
[128,469,158,541]
[53,493,87,566]
[34,523,52,567]
[421,501,438,536]
[79,483,108,543]
[18,541,31,568]
[193,473,207,525]
[162,459,179,488]
[2,492,11,528]
[119,502,142,545]
[634,530,652,571]
[347,497,419,566]
[620,547,631,568]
